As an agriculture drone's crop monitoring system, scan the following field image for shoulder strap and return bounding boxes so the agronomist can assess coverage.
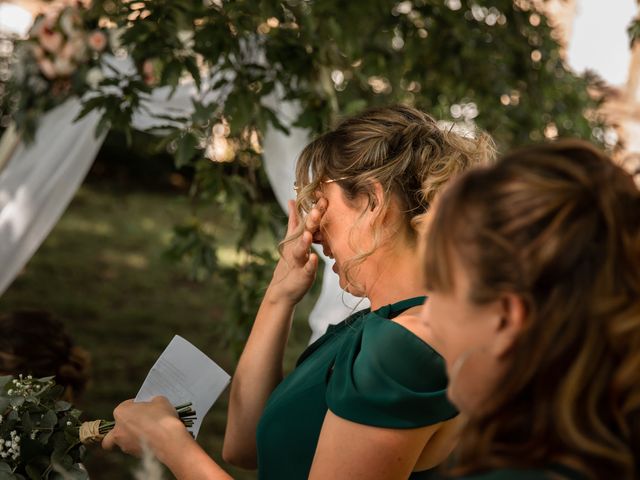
[375,296,426,320]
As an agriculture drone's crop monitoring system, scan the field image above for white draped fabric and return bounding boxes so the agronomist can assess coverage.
[0,80,366,342]
[0,99,105,296]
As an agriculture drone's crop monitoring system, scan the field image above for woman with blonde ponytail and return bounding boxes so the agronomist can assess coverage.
[421,139,640,479]
[103,105,495,480]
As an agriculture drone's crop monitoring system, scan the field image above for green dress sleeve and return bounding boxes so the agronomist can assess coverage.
[325,313,458,428]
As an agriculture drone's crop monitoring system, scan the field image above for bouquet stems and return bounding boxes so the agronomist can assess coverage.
[79,403,196,445]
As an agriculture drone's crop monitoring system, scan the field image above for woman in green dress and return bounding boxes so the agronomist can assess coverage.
[420,140,640,479]
[102,105,495,479]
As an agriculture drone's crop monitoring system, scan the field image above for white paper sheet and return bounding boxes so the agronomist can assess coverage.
[135,335,230,438]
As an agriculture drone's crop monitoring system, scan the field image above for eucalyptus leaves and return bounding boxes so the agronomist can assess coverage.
[0,374,197,480]
[0,375,86,480]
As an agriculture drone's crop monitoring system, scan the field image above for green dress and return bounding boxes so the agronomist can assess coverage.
[256,297,458,479]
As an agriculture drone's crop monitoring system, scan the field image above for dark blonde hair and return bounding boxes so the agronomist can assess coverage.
[424,140,640,478]
[291,104,495,289]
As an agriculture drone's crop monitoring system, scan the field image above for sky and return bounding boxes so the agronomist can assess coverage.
[566,0,637,87]
[0,0,638,87]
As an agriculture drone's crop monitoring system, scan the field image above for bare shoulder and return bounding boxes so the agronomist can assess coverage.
[390,305,433,346]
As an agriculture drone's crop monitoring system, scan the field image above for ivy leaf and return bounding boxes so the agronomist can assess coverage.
[41,410,58,430]
[25,465,42,480]
[94,114,112,140]
[161,60,183,87]
[191,100,218,124]
[262,107,289,135]
[54,401,71,413]
[74,97,106,121]
[0,376,12,390]
[21,411,34,432]
[184,57,202,89]
[175,132,200,168]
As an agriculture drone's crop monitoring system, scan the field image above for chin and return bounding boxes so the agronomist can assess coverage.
[341,280,366,298]
[446,387,467,414]
[333,264,366,297]
[448,383,490,418]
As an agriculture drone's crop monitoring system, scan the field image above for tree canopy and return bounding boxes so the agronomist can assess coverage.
[1,0,610,346]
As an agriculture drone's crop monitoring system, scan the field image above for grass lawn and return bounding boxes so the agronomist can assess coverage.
[0,177,319,479]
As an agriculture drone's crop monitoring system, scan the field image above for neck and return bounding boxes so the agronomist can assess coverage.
[365,243,426,310]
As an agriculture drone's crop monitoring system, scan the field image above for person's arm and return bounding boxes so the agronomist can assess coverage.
[222,198,326,468]
[102,397,233,480]
[309,410,447,480]
[308,309,461,479]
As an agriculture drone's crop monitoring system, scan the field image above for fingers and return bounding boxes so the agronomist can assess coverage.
[305,252,319,275]
[286,197,326,237]
[304,197,326,233]
[102,430,116,450]
[112,399,134,421]
[150,396,179,417]
[305,208,322,233]
[287,200,299,233]
[292,230,313,264]
[150,395,170,406]
[284,196,327,269]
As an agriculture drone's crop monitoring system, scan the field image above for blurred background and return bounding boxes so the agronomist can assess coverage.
[0,1,639,478]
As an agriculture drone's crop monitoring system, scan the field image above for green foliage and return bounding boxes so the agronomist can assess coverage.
[4,0,612,346]
[0,4,112,143]
[217,249,279,358]
[0,184,313,479]
[0,376,87,480]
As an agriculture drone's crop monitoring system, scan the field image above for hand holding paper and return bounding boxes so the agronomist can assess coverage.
[135,335,231,438]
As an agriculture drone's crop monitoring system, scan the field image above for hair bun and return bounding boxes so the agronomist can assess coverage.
[0,311,92,401]
[56,345,91,398]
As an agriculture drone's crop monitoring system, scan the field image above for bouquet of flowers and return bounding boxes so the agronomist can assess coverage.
[2,4,111,142]
[0,375,195,480]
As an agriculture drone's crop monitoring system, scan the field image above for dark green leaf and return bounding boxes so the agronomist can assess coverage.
[175,132,200,168]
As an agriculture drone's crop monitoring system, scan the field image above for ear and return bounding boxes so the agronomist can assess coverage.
[367,181,385,217]
[490,293,527,358]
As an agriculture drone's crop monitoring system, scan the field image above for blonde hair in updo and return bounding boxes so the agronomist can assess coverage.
[289,104,495,289]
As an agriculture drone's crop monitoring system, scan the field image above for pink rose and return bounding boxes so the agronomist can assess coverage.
[88,31,107,52]
[38,58,57,79]
[142,59,157,86]
[61,35,87,62]
[31,45,45,60]
[71,36,88,62]
[59,40,74,60]
[39,28,63,53]
[53,57,75,77]
[59,8,81,37]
